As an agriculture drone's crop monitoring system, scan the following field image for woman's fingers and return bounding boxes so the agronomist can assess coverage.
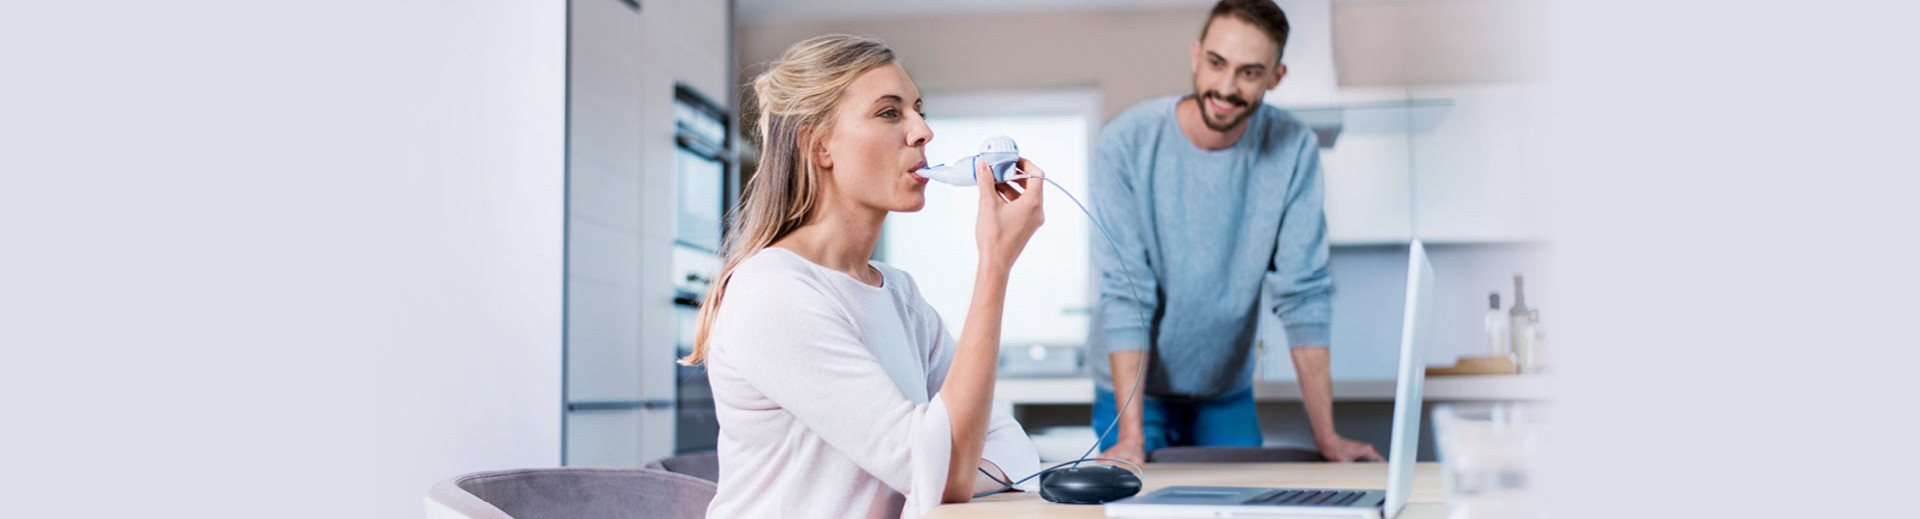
[976,158,997,203]
[1015,158,1046,180]
[995,180,1022,202]
[982,158,1047,206]
[1010,159,1043,207]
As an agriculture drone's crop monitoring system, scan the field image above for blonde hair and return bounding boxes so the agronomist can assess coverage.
[679,34,897,366]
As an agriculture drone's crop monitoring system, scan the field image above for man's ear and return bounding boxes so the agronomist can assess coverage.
[1269,63,1288,91]
[1190,41,1203,75]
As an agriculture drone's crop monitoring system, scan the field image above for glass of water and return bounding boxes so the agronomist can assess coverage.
[1432,402,1550,519]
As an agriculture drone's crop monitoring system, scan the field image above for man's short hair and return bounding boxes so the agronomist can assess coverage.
[1199,0,1292,63]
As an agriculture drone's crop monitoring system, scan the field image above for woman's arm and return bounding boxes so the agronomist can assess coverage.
[939,159,1045,503]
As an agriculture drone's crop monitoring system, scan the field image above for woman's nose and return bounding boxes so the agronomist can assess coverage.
[907,117,932,148]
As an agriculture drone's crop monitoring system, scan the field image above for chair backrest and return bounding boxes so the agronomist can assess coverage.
[1146,446,1326,463]
[643,451,719,483]
[425,467,715,519]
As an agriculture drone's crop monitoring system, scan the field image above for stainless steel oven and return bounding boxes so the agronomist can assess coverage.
[670,84,728,454]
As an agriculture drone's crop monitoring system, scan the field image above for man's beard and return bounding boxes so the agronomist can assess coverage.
[1194,88,1253,132]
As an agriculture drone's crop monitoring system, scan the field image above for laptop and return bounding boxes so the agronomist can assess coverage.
[1104,241,1435,519]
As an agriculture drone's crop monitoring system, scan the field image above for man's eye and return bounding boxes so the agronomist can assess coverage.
[1241,69,1260,79]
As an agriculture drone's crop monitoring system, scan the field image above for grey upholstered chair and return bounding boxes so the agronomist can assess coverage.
[425,467,715,519]
[1147,446,1327,463]
[643,451,719,483]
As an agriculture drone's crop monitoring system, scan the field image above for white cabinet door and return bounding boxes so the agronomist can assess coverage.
[1322,130,1414,245]
[1410,83,1547,243]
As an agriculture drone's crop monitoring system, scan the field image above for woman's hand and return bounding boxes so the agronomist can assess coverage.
[975,158,1045,274]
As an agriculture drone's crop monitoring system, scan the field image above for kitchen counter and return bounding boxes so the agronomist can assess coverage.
[995,374,1553,406]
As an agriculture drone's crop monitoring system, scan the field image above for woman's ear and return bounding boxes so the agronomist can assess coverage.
[805,129,833,170]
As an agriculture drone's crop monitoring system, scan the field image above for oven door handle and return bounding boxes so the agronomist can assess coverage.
[673,290,703,308]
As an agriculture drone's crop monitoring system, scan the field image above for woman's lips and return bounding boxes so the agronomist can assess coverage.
[908,161,929,183]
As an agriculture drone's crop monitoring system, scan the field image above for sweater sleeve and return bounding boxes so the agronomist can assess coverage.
[1263,133,1334,347]
[914,283,1041,493]
[1089,121,1161,355]
[712,271,954,515]
[982,404,1042,492]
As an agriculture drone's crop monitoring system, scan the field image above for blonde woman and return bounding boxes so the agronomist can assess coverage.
[680,35,1047,518]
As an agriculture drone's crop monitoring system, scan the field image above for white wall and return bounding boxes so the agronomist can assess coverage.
[0,1,565,517]
[739,7,1206,121]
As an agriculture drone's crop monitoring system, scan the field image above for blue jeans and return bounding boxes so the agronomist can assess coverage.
[1092,386,1263,452]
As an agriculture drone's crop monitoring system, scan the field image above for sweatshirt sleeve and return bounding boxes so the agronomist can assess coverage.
[712,270,953,515]
[982,404,1042,492]
[1263,133,1333,347]
[1089,121,1162,355]
[916,292,1042,493]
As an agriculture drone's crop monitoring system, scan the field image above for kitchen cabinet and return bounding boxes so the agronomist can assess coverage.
[1409,83,1548,243]
[1320,121,1414,245]
[1284,82,1544,246]
[564,0,731,469]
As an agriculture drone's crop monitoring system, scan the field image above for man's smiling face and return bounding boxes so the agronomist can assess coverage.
[1190,15,1286,133]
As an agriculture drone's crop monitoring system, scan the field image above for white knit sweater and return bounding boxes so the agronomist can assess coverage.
[703,247,1040,519]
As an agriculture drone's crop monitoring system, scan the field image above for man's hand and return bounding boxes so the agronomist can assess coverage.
[1098,438,1148,466]
[1316,435,1383,462]
[1290,346,1382,462]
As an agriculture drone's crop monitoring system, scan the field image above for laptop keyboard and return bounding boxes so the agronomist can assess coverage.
[1244,489,1370,507]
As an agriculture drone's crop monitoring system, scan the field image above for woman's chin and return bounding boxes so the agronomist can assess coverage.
[893,193,927,213]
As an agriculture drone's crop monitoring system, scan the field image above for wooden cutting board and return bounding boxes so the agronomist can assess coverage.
[1426,355,1518,376]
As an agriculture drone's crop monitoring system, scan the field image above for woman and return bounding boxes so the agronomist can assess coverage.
[679,34,1047,518]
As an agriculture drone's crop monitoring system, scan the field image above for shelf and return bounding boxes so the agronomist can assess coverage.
[1329,238,1552,248]
[1280,99,1455,148]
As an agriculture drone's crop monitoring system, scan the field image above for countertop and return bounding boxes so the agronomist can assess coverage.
[995,374,1553,405]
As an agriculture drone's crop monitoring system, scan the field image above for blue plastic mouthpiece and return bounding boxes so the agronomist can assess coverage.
[918,134,1020,186]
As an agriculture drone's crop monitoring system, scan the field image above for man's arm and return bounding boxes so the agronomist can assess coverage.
[1267,133,1378,461]
[1089,123,1157,466]
[1290,346,1382,462]
[1101,350,1148,465]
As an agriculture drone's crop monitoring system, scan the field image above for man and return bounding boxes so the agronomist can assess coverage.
[1089,0,1382,465]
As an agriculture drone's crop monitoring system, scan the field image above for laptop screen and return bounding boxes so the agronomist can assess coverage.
[1382,241,1434,518]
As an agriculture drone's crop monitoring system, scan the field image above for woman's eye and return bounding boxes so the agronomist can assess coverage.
[879,109,900,119]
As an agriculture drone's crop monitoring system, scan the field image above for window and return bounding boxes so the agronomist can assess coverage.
[881,90,1100,347]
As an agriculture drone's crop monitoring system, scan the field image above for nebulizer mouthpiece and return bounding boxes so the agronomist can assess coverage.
[917,134,1022,186]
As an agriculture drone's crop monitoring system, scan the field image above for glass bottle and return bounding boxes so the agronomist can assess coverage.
[1484,292,1510,359]
[1508,275,1532,368]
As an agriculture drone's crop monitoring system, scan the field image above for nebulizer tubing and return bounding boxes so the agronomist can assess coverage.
[923,136,1155,499]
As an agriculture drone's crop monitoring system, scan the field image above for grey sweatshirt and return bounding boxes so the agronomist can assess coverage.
[1088,95,1333,400]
